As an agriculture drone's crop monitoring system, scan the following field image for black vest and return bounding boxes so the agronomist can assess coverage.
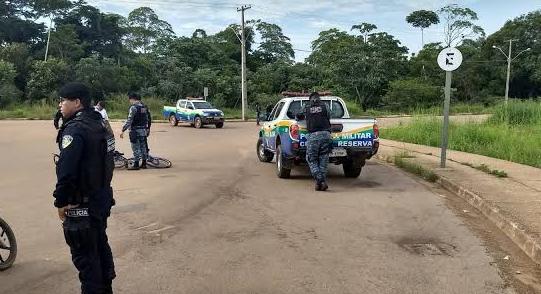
[60,111,115,215]
[305,102,331,133]
[132,103,148,129]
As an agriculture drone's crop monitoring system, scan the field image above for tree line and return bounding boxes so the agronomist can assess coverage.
[0,1,539,111]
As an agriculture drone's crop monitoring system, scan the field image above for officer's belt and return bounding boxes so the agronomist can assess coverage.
[66,207,89,218]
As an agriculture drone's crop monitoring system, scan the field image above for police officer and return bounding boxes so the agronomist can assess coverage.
[119,92,151,170]
[303,92,332,191]
[54,82,116,293]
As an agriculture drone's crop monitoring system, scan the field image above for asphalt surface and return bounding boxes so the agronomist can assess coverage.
[0,120,518,293]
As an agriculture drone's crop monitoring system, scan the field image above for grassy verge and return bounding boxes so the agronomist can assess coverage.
[382,101,541,168]
[0,95,259,121]
[392,152,438,182]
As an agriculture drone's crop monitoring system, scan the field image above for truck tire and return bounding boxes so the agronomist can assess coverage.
[215,122,224,128]
[169,115,178,126]
[343,159,363,178]
[276,144,291,178]
[257,138,273,162]
[194,117,202,129]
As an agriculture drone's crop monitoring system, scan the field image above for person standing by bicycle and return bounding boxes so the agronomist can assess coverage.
[120,92,151,170]
[95,100,113,135]
[54,82,116,293]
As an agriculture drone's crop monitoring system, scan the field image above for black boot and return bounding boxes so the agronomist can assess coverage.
[320,181,328,191]
[141,159,147,169]
[128,161,140,170]
[315,180,322,191]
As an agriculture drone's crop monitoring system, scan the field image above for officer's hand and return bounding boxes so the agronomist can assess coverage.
[119,132,124,139]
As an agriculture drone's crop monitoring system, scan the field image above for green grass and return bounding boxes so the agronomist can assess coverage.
[382,101,541,168]
[462,162,508,178]
[346,101,495,118]
[393,153,439,182]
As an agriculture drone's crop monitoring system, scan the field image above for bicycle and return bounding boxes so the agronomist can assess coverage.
[113,151,172,169]
[0,216,17,271]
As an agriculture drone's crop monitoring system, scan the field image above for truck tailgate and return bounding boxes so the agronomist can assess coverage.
[298,118,377,150]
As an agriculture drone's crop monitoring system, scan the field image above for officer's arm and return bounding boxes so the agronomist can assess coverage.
[54,110,62,130]
[53,132,84,208]
[147,109,152,129]
[122,105,135,132]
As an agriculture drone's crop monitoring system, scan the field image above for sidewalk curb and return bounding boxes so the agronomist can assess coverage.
[376,153,541,265]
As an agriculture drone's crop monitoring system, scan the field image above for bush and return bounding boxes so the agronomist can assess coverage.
[26,58,71,101]
[383,78,441,110]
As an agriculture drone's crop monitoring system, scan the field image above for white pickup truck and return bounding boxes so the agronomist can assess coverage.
[256,95,379,178]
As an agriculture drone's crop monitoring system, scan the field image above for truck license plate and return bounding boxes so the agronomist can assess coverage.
[330,148,347,157]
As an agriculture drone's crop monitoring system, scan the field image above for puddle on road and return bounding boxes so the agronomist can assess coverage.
[397,238,457,257]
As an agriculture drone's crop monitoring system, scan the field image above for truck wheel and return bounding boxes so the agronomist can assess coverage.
[343,159,363,178]
[257,138,273,162]
[169,115,178,126]
[276,144,291,178]
[194,117,202,129]
[215,122,224,128]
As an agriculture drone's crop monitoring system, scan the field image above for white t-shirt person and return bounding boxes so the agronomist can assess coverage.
[94,102,109,121]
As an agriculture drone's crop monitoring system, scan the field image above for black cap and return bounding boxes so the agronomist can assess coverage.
[128,92,141,100]
[59,82,90,108]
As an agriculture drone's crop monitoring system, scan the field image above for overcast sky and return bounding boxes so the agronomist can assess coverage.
[84,0,540,61]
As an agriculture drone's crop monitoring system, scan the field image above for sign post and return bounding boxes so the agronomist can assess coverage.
[204,87,209,100]
[437,47,463,168]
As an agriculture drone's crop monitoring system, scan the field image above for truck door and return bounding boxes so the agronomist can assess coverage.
[264,101,285,151]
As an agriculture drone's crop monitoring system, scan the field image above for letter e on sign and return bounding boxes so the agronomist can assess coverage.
[437,48,463,71]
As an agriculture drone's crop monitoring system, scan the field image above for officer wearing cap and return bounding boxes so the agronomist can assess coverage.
[120,92,151,170]
[303,92,332,191]
[54,82,116,293]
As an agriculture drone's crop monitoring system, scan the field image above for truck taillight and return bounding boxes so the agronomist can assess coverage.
[373,124,379,138]
[290,124,299,140]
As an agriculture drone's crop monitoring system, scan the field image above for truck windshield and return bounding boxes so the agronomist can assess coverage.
[286,100,345,119]
[192,102,214,109]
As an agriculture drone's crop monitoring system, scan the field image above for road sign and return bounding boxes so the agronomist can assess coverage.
[204,87,209,98]
[437,47,463,72]
[437,48,463,168]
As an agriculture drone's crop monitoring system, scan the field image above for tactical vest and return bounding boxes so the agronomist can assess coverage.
[61,111,115,213]
[131,103,148,129]
[306,103,331,133]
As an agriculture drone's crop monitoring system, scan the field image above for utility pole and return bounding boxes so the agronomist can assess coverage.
[44,16,53,61]
[493,39,532,104]
[237,5,251,121]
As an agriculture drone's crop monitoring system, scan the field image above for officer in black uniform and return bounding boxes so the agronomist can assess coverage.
[54,82,116,294]
[120,92,151,170]
[302,92,332,191]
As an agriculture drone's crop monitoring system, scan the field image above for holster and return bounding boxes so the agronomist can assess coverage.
[63,208,91,250]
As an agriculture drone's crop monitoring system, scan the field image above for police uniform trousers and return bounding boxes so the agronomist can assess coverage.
[129,129,148,162]
[305,130,332,182]
[64,215,115,294]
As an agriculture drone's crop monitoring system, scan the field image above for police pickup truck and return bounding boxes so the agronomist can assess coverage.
[257,93,379,178]
[163,98,225,128]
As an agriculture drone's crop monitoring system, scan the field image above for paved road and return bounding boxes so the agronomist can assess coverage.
[0,120,516,293]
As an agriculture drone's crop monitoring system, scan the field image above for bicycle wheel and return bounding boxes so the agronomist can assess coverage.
[0,217,17,271]
[147,156,172,168]
[114,155,127,168]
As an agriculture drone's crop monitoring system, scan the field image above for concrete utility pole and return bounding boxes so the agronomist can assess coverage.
[237,5,251,121]
[493,40,532,104]
[44,16,53,61]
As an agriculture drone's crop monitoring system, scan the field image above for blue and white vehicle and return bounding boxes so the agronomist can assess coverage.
[163,98,225,129]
